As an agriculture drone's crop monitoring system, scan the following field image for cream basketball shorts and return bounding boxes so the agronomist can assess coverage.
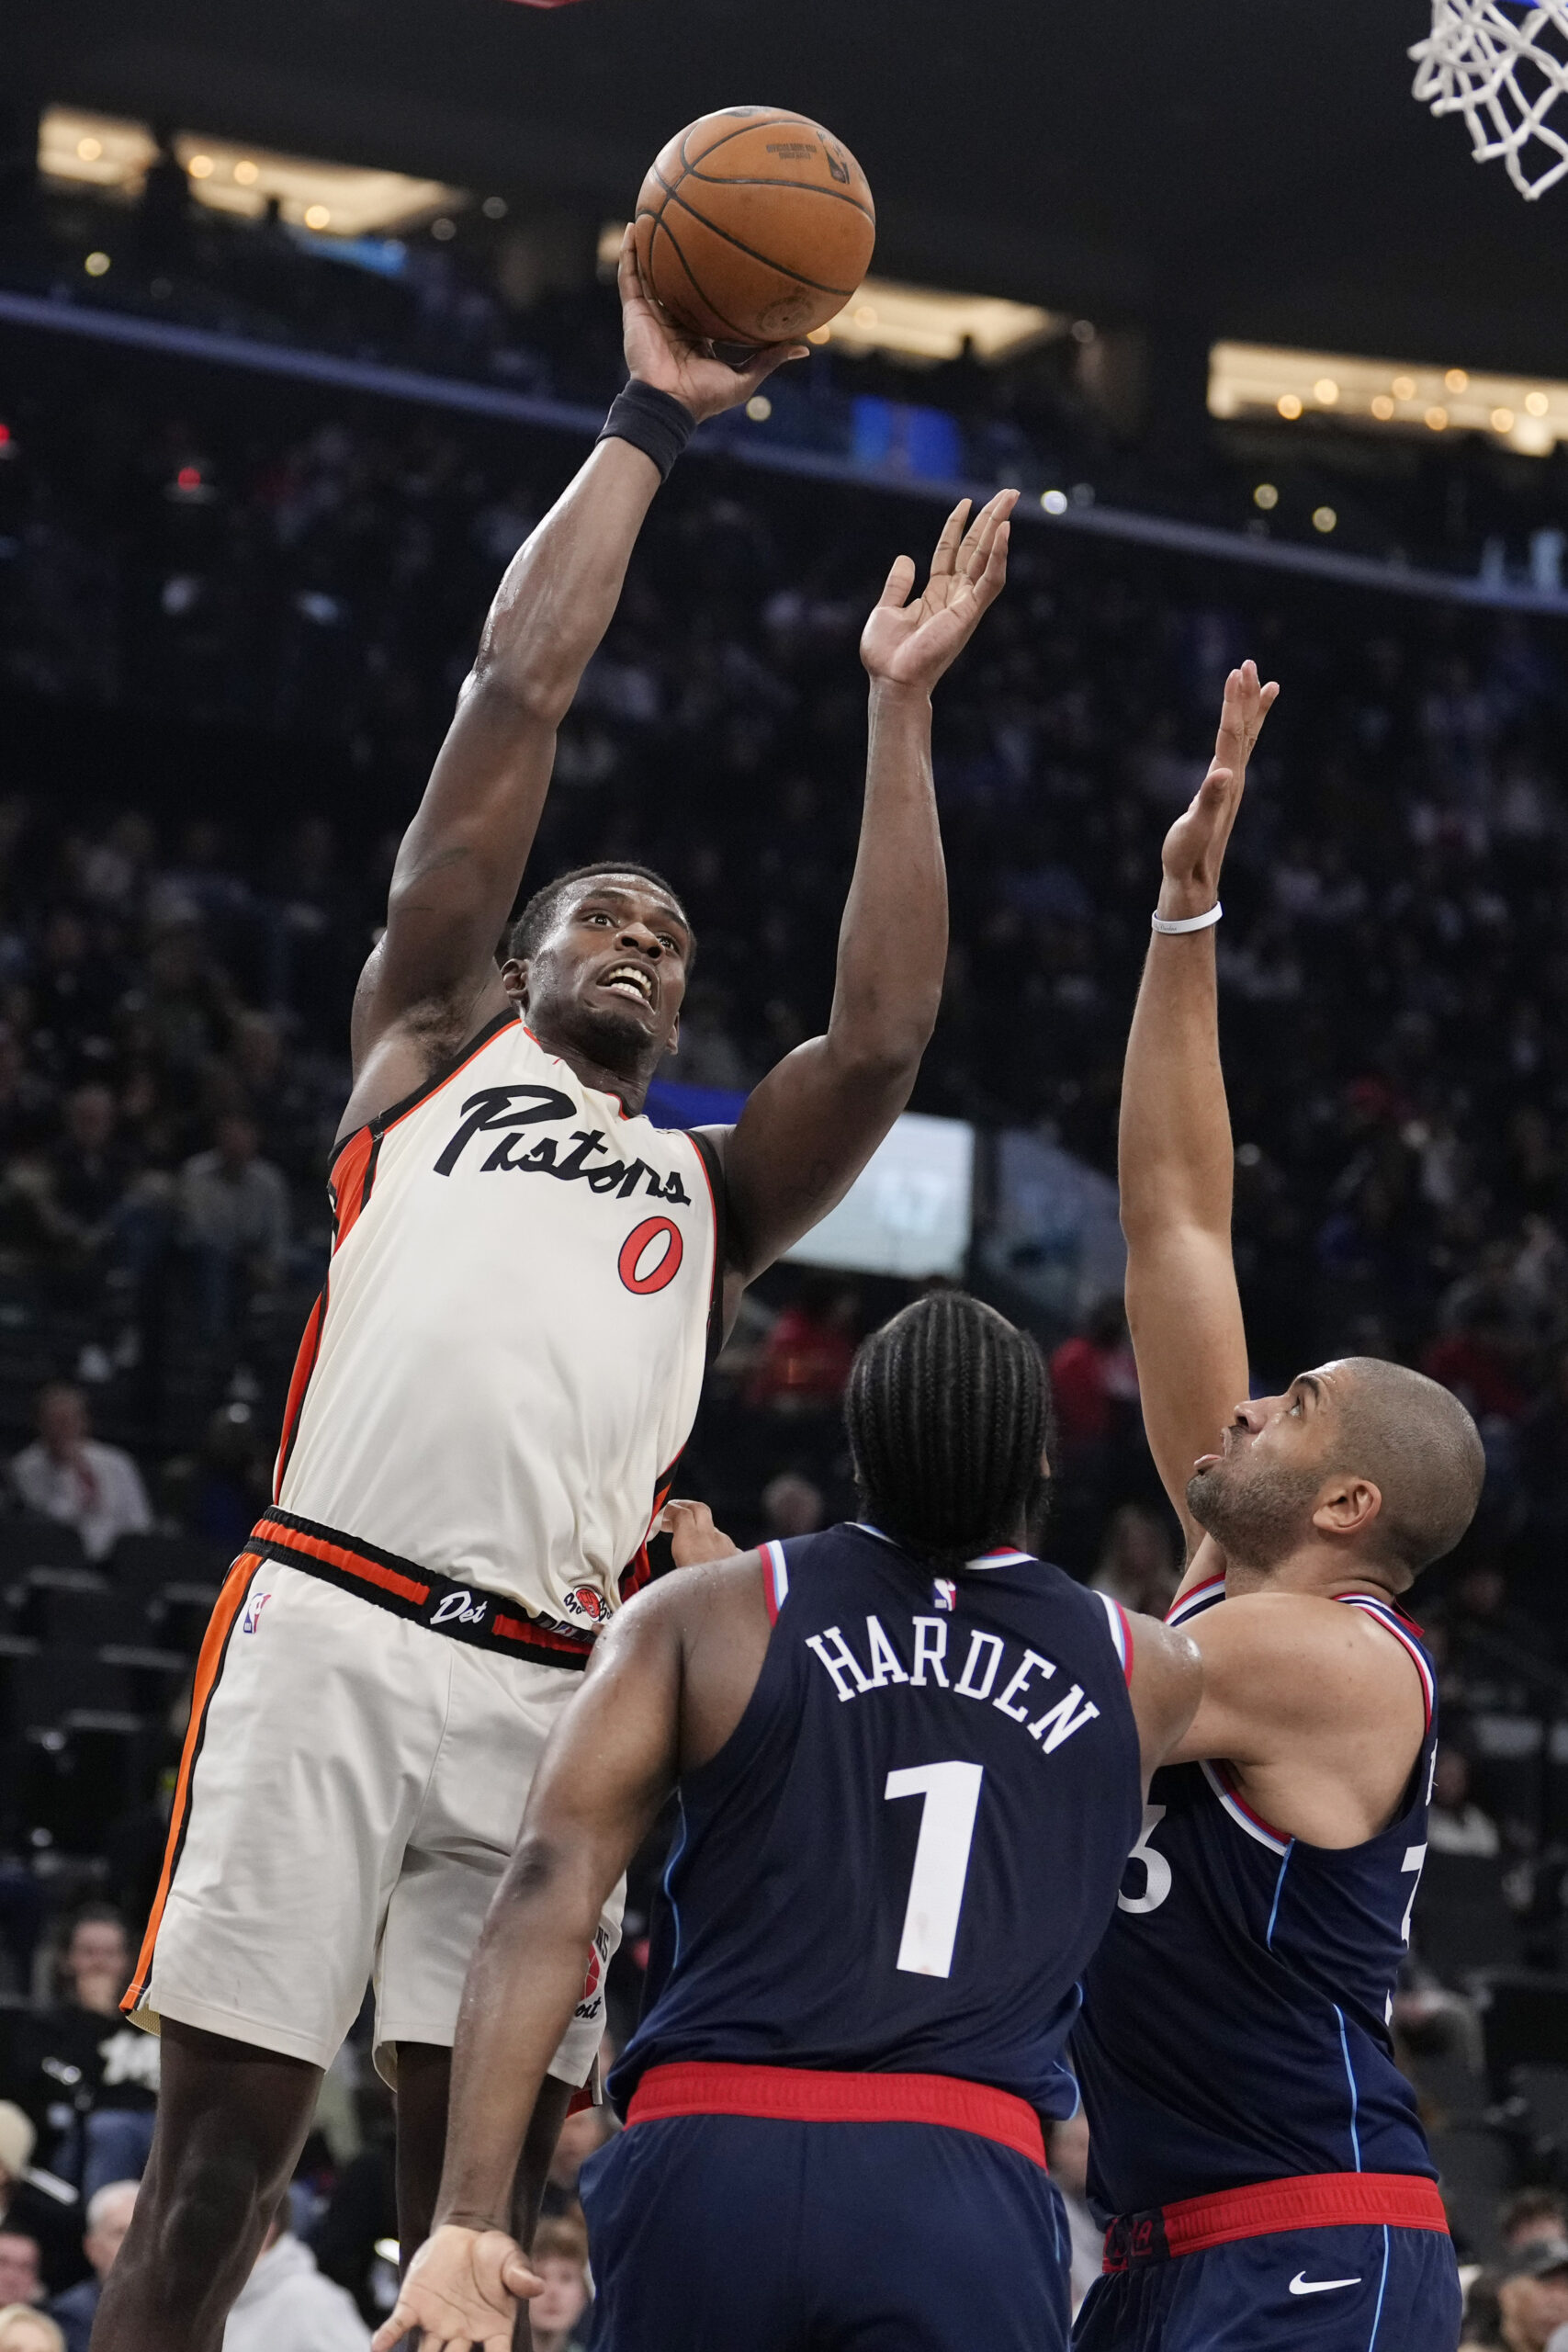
[125,1523,621,2087]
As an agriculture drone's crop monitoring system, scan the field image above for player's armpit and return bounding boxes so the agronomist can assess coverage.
[1123,1614,1203,1784]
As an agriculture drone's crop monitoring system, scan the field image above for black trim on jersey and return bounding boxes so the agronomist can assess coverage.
[686,1127,731,1367]
[326,1007,519,1177]
[254,1504,596,1668]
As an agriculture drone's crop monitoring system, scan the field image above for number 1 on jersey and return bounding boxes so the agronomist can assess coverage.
[885,1761,984,1978]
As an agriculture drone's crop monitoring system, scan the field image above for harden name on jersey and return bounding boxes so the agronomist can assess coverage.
[805,1590,1105,1756]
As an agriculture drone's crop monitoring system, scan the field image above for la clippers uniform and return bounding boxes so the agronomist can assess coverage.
[580,1522,1142,2352]
[1071,1578,1461,2352]
[127,1012,721,2078]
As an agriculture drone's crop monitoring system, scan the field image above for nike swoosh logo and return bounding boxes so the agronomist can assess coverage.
[1289,2274,1361,2296]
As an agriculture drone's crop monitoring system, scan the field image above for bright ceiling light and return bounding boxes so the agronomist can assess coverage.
[1210,341,1568,456]
[39,107,462,238]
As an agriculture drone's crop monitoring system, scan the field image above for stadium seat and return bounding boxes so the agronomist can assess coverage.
[1478,1973,1568,2101]
[0,1516,86,1578]
[1427,2122,1513,2263]
[1416,1852,1522,1984]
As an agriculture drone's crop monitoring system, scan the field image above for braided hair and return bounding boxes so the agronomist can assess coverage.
[844,1291,1055,1568]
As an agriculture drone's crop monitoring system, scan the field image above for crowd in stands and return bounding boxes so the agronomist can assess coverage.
[5,149,1568,575]
[1,209,1568,2343]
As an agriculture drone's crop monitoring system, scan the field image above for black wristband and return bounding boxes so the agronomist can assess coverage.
[597,381,697,482]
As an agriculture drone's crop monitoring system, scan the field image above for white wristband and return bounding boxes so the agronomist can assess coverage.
[1151,901,1222,935]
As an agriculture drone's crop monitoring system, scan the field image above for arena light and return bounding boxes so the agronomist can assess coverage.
[594,223,1058,365]
[1210,340,1568,457]
[39,107,462,239]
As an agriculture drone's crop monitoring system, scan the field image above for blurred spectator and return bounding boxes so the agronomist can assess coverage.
[176,1115,289,1341]
[0,2245,40,2310]
[1501,2242,1568,2351]
[539,2105,614,2222]
[759,1471,825,1541]
[9,1912,158,2199]
[528,2215,592,2352]
[46,2181,135,2352]
[8,1388,152,1564]
[0,2311,63,2352]
[1505,2192,1568,2258]
[221,2217,370,2352]
[1429,1747,1503,1858]
[1091,1502,1180,1620]
[1049,1301,1141,1453]
[747,1279,858,1412]
[0,2111,81,2297]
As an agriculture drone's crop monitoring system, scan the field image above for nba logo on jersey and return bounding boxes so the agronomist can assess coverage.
[241,1592,271,1634]
[932,1578,957,1611]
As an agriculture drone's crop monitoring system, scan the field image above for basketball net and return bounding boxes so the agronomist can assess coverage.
[1413,0,1568,198]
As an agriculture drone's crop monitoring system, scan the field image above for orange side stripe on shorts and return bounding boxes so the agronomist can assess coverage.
[249,1516,430,1608]
[124,1551,260,2013]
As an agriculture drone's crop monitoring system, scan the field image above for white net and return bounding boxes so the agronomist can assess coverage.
[1412,0,1568,198]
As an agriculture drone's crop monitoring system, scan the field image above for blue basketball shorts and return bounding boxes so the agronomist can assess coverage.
[581,2076,1071,2351]
[1073,2173,1461,2352]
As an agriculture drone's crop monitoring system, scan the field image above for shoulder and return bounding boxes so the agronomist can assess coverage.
[601,1551,768,1656]
[1190,1590,1425,1721]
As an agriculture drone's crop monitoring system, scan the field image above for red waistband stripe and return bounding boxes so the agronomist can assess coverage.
[626,2061,1047,2169]
[1102,2170,1449,2269]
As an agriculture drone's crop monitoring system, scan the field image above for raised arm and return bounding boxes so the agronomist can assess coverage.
[704,491,1018,1283]
[1120,662,1278,1566]
[343,235,805,1137]
[371,1591,687,2352]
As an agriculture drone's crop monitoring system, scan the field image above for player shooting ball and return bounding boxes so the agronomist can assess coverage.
[96,226,1019,2352]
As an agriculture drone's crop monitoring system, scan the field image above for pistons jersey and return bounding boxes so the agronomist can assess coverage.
[611,1522,1143,2118]
[1072,1577,1439,2219]
[270,1012,722,1637]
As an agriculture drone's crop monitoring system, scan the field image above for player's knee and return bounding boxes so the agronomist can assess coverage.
[148,2143,277,2282]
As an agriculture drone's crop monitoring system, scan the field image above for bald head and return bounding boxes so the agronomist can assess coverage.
[1328,1358,1484,1577]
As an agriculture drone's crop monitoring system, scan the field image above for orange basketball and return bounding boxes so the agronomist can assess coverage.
[634,107,875,348]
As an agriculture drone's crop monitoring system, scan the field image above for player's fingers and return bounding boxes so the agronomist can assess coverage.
[971,516,1011,606]
[502,2252,546,2300]
[370,2301,419,2352]
[960,488,1020,582]
[616,226,644,309]
[734,341,810,392]
[928,498,972,578]
[876,552,918,609]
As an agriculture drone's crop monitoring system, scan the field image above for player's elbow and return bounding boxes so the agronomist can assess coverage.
[463,657,575,735]
[495,1829,605,1945]
[829,994,940,1090]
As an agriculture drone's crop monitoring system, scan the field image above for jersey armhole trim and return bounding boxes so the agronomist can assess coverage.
[762,1539,790,1625]
[1097,1589,1134,1687]
[326,1006,518,1178]
[685,1128,730,1367]
[1167,1573,1226,1626]
[1336,1597,1436,1735]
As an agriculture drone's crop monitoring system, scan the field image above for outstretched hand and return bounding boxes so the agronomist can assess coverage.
[617,229,807,424]
[369,2223,541,2352]
[660,1497,739,1566]
[860,490,1019,695]
[1157,661,1280,921]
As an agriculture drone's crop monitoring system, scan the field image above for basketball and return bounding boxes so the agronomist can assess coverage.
[634,107,875,347]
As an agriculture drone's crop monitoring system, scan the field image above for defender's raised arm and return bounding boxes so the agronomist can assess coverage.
[706,490,1018,1284]
[344,234,806,1136]
[1119,661,1278,1567]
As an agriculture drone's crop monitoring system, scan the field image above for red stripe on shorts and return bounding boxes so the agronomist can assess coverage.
[626,2061,1047,2168]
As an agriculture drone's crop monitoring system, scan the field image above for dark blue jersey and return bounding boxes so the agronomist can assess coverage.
[1072,1579,1439,2218]
[611,1522,1142,2120]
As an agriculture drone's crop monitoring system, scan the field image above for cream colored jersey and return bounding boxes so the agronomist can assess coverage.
[273,1011,722,1632]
